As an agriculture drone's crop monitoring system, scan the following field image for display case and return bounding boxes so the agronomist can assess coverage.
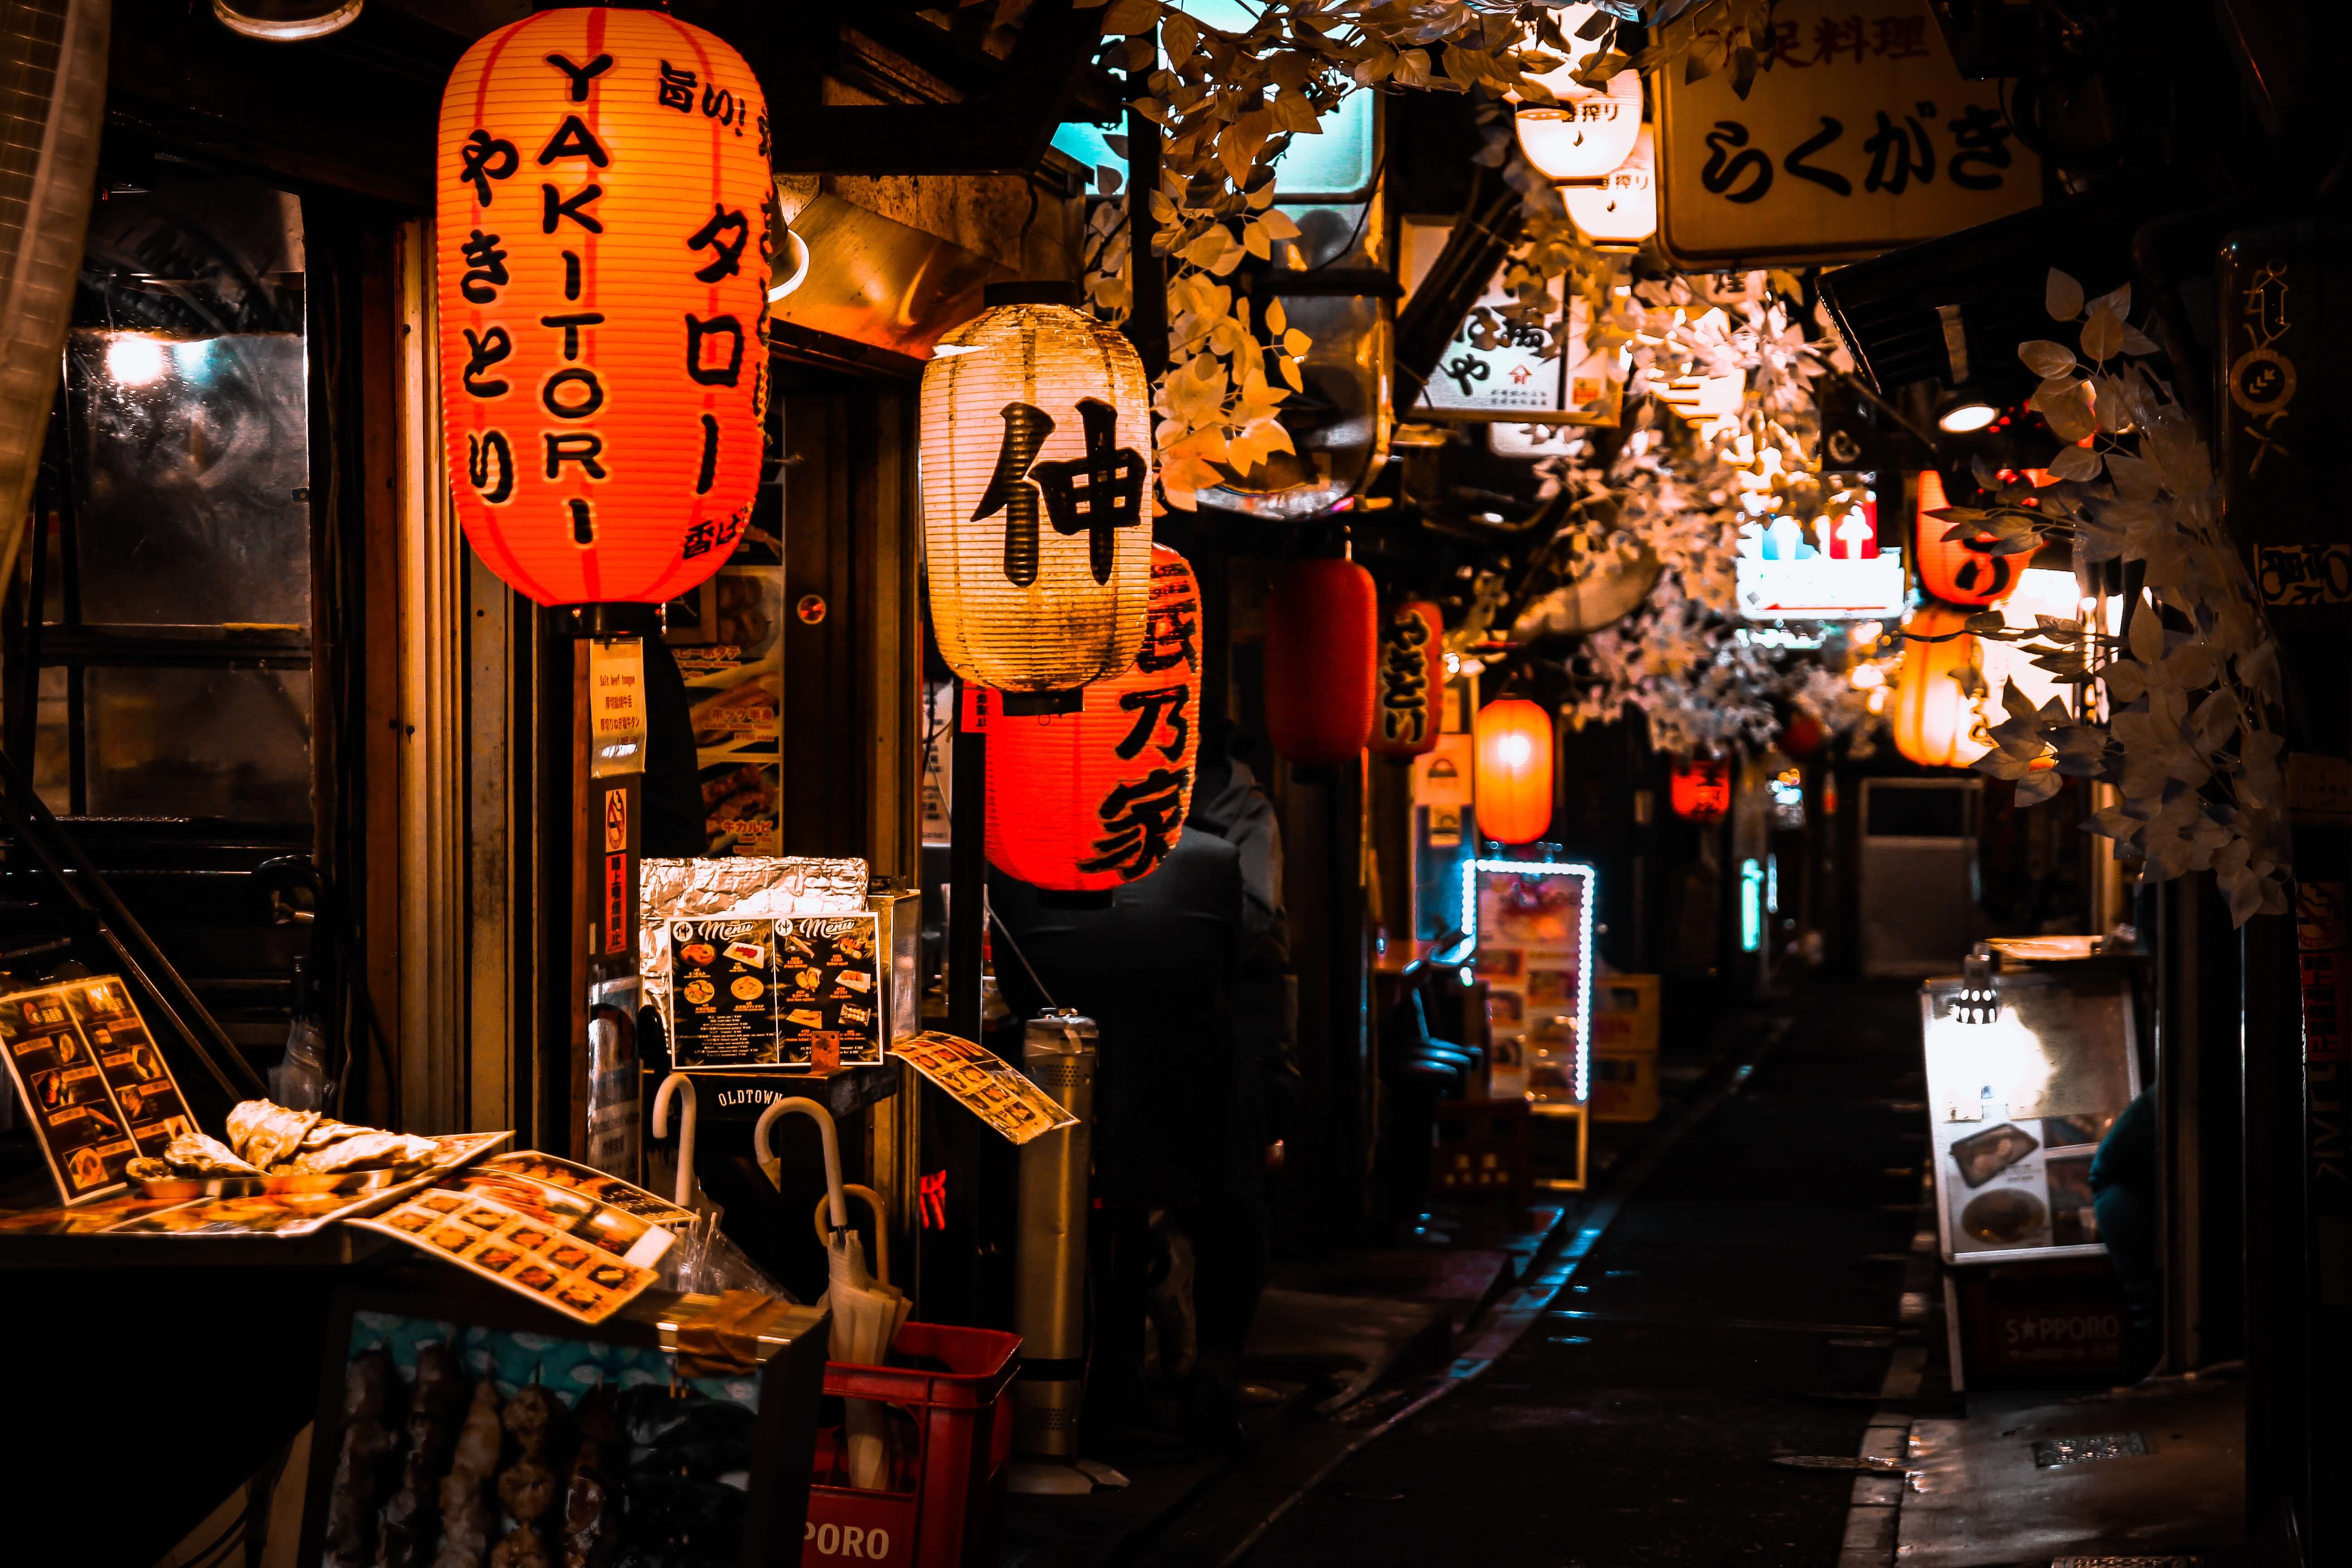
[1462,859,1597,1189]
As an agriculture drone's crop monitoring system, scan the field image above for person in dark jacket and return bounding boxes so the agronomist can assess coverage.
[2090,1088,2161,1377]
[990,826,1252,1446]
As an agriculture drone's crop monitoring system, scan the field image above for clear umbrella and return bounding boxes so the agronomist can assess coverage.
[757,1096,909,1490]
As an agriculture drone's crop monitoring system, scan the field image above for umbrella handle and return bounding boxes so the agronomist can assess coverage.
[753,1095,847,1230]
[650,1072,698,1210]
[812,1184,889,1286]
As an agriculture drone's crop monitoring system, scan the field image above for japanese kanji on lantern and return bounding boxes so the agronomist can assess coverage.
[985,546,1202,891]
[436,8,775,606]
[922,299,1154,693]
[1914,469,2022,607]
[1368,600,1443,759]
[1670,757,1732,821]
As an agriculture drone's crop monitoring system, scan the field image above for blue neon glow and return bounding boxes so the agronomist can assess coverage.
[1740,859,1764,953]
[1459,858,1599,1103]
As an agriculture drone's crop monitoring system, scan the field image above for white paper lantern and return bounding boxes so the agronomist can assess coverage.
[1516,64,1643,182]
[1565,126,1656,246]
[921,303,1154,692]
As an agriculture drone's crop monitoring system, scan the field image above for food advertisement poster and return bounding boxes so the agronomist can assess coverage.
[0,977,194,1203]
[776,913,883,1069]
[349,1189,660,1325]
[894,1031,1077,1146]
[1920,972,2136,1263]
[667,918,781,1068]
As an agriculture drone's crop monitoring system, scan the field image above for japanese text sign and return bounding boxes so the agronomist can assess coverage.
[1414,267,1620,425]
[1656,0,2040,265]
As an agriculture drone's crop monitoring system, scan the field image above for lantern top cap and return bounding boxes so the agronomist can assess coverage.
[983,280,1085,309]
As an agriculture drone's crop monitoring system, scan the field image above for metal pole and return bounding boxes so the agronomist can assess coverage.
[1014,1010,1098,1459]
[948,681,986,1041]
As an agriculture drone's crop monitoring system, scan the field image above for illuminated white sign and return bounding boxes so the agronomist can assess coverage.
[1736,554,1906,620]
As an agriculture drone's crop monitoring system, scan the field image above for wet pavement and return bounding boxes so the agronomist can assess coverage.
[1238,979,1931,1567]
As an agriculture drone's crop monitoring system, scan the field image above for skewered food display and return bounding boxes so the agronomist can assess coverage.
[126,1099,446,1182]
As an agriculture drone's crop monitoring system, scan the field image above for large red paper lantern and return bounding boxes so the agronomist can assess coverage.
[1670,758,1731,821]
[438,8,774,606]
[985,546,1202,890]
[1892,605,1990,767]
[1914,469,2020,608]
[1368,600,1443,758]
[1264,558,1375,766]
[1474,697,1553,844]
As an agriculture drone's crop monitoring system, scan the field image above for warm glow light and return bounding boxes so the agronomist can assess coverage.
[766,227,810,302]
[106,334,167,387]
[1915,470,2022,607]
[1515,69,1643,181]
[1473,698,1554,844]
[213,0,363,40]
[1892,606,1991,767]
[922,303,1154,691]
[1938,401,1999,434]
[1564,127,1656,245]
[436,10,774,606]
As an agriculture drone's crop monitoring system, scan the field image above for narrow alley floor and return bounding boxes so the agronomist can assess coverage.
[1237,977,1930,1566]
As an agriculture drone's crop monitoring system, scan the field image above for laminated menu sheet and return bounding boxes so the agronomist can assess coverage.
[0,977,196,1203]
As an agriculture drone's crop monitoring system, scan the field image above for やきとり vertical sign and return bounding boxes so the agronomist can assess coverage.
[1656,0,2041,265]
[437,9,778,606]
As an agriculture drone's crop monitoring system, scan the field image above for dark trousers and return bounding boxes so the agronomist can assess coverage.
[1087,1190,1270,1431]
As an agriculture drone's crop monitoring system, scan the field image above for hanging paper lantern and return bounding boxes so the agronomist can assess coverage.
[1892,606,1990,768]
[1368,600,1443,759]
[1563,126,1656,247]
[1264,557,1376,766]
[1779,712,1824,759]
[1669,757,1732,821]
[1914,470,2021,607]
[437,9,775,606]
[922,301,1154,693]
[1515,67,1643,182]
[1474,697,1554,844]
[985,546,1201,890]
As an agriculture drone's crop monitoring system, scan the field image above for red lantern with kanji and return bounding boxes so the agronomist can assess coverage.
[1368,600,1443,758]
[1670,758,1732,821]
[437,9,774,605]
[1914,469,2021,608]
[1473,697,1553,844]
[985,546,1202,890]
[1264,557,1376,766]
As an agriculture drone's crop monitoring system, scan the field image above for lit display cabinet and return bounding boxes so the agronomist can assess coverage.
[1463,859,1596,1189]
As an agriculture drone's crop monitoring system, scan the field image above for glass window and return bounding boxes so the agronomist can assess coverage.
[12,173,314,826]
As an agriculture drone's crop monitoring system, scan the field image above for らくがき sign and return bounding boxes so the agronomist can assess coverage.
[1656,0,2040,265]
[437,9,776,606]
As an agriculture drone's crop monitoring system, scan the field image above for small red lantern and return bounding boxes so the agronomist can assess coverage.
[1915,470,2021,607]
[1368,600,1443,758]
[1264,557,1376,766]
[1670,758,1732,822]
[1473,697,1553,844]
[985,546,1202,890]
[1779,712,1823,759]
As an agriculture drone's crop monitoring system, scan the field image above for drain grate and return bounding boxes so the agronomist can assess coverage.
[2031,1431,2149,1467]
[2049,1558,2200,1567]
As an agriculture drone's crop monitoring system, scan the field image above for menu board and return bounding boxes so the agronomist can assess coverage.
[1920,970,2137,1264]
[665,914,884,1071]
[1467,862,1596,1104]
[775,913,882,1069]
[894,1031,1078,1147]
[0,977,195,1203]
[349,1188,660,1324]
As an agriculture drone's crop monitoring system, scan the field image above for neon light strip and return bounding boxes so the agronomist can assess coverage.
[1460,858,1599,1103]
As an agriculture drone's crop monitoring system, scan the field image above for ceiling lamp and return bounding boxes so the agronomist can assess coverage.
[436,9,774,606]
[1936,398,2000,434]
[1564,126,1656,248]
[922,291,1154,693]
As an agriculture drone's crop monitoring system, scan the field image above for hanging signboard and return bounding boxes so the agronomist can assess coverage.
[1656,0,2041,265]
[1735,475,1906,620]
[1413,268,1621,425]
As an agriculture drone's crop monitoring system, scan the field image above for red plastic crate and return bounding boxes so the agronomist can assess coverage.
[801,1321,1020,1568]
